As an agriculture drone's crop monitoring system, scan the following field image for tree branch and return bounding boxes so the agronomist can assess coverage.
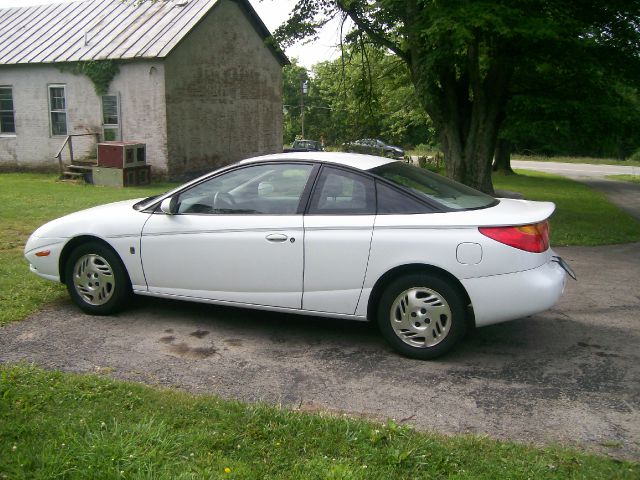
[336,1,410,63]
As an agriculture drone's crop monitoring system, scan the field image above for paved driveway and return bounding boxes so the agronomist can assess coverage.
[511,160,640,179]
[1,242,639,461]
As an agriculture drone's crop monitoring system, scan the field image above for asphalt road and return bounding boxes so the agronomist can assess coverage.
[511,160,640,179]
[1,242,639,461]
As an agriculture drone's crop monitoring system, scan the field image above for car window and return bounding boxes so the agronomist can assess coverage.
[369,162,497,211]
[175,163,314,215]
[308,167,375,215]
[376,181,434,214]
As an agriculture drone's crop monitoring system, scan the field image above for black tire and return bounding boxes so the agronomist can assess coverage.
[64,241,132,315]
[377,273,466,359]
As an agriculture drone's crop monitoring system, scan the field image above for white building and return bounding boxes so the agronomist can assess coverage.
[0,0,288,179]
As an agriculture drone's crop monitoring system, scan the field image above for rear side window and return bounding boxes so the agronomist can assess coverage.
[376,181,434,214]
[370,162,497,211]
[308,167,375,215]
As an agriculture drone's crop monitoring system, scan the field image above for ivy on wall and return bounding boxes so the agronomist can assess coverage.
[61,60,120,95]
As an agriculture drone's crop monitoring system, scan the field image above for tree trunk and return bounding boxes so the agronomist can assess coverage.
[493,138,515,174]
[409,37,512,195]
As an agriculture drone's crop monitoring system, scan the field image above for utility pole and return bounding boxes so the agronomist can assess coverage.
[300,79,308,138]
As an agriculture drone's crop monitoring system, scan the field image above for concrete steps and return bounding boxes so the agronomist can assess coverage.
[61,162,97,182]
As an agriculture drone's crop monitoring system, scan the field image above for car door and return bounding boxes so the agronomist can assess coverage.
[140,163,316,309]
[302,166,376,315]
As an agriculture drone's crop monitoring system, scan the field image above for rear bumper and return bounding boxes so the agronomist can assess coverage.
[461,258,567,327]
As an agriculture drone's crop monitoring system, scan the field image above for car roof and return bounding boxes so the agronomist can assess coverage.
[240,151,394,171]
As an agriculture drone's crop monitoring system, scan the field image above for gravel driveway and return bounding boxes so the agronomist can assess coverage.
[1,242,639,461]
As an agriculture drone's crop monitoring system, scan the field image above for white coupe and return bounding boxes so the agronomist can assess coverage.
[25,152,574,359]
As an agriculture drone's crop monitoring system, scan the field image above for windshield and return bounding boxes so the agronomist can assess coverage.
[369,162,497,211]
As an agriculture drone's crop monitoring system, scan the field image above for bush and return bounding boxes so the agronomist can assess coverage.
[627,148,640,162]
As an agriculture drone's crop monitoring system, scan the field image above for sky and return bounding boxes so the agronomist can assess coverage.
[0,0,343,69]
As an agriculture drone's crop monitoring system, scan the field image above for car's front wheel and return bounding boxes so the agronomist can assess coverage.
[65,242,131,315]
[377,273,467,359]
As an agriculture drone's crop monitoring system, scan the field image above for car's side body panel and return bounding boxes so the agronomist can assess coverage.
[24,199,150,287]
[302,215,375,315]
[24,237,66,281]
[140,213,305,309]
[462,258,566,326]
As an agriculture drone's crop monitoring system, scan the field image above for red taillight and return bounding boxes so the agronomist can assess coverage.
[479,221,550,253]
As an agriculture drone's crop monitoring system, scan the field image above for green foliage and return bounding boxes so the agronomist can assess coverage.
[503,67,640,159]
[65,60,120,95]
[1,364,638,478]
[275,0,640,192]
[283,48,434,147]
[629,148,640,162]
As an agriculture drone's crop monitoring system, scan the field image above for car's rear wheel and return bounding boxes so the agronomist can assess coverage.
[65,242,131,315]
[377,273,466,359]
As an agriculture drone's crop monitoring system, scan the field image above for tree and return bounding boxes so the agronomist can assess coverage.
[283,47,433,147]
[276,0,640,193]
[501,75,640,161]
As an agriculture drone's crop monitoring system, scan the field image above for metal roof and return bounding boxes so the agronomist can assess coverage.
[0,0,287,65]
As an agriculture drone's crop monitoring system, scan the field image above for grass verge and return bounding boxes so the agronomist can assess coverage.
[606,174,640,184]
[0,174,174,327]
[1,364,637,479]
[493,170,640,246]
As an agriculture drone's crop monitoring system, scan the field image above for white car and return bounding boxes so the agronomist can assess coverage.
[25,152,574,359]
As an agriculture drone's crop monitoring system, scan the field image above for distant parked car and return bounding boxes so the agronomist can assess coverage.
[344,138,404,158]
[284,139,324,152]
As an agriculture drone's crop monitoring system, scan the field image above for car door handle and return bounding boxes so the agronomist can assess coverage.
[265,233,288,243]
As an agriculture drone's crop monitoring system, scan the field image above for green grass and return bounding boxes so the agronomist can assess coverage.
[606,174,640,184]
[512,154,640,167]
[0,174,175,327]
[493,170,640,246]
[1,364,637,479]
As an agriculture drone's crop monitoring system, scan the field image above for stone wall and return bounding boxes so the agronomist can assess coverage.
[164,0,283,180]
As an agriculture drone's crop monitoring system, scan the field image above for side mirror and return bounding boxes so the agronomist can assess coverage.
[160,196,177,215]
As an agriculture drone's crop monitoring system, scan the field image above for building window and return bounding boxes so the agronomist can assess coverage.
[0,87,16,134]
[49,85,67,136]
[101,94,120,141]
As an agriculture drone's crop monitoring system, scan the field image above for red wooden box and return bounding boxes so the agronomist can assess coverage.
[98,142,146,168]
